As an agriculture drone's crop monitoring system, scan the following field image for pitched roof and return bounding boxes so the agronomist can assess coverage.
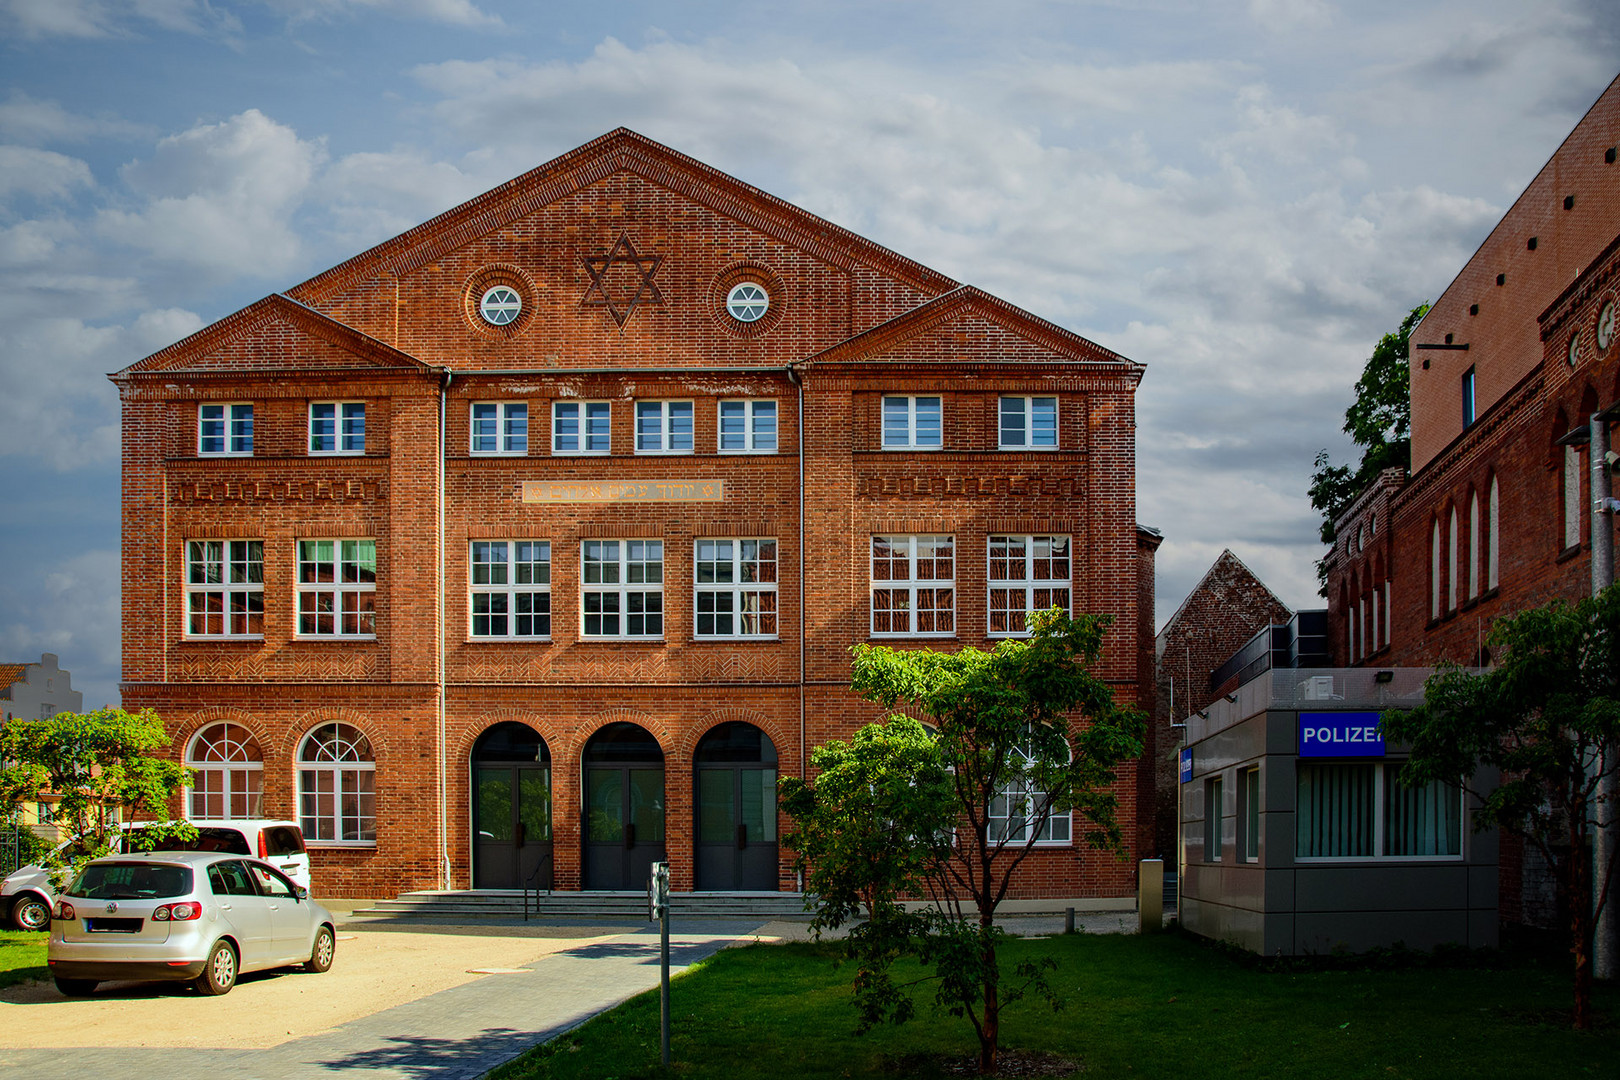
[799,285,1138,371]
[0,663,27,699]
[113,293,435,378]
[1156,548,1291,646]
[285,128,960,306]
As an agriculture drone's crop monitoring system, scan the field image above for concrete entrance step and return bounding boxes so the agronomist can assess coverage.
[351,889,811,921]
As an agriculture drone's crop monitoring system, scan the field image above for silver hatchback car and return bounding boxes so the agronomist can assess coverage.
[46,851,335,997]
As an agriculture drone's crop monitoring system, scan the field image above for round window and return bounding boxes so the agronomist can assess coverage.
[1569,332,1581,367]
[480,286,523,326]
[1598,300,1616,353]
[726,282,769,323]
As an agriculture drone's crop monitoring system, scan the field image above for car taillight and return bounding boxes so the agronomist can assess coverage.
[53,901,75,920]
[258,830,268,858]
[153,902,202,922]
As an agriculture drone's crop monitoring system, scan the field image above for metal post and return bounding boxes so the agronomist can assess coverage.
[652,860,671,1065]
[1591,418,1616,981]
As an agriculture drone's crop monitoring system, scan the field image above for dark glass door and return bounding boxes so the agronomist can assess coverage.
[583,723,665,890]
[694,722,779,891]
[472,723,552,890]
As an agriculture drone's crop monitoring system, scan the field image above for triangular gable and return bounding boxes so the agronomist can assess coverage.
[287,128,959,307]
[799,286,1138,370]
[114,294,433,377]
[1156,549,1290,649]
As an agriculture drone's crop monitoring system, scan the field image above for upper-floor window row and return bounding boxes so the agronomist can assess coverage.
[196,402,368,458]
[874,395,1063,451]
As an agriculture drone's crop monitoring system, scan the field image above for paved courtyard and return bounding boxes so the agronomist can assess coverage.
[0,909,1146,1079]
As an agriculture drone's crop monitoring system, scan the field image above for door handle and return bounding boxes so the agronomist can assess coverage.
[737,824,747,850]
[625,822,636,849]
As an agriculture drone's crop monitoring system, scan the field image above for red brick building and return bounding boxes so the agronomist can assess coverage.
[1324,76,1620,922]
[113,130,1154,899]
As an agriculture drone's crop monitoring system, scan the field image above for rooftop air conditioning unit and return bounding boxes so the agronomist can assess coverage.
[1301,675,1335,701]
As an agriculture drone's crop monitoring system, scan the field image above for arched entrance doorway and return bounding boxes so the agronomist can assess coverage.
[471,722,552,890]
[695,722,778,891]
[583,722,665,890]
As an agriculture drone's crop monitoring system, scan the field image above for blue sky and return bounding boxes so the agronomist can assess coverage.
[1,0,1616,709]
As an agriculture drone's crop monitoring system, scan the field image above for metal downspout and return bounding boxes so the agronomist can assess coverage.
[438,367,452,890]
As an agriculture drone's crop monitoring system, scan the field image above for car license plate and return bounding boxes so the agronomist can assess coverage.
[85,917,143,933]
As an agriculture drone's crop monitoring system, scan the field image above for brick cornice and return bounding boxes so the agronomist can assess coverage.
[285,129,958,305]
[112,293,435,380]
[798,286,1139,375]
[1539,229,1620,338]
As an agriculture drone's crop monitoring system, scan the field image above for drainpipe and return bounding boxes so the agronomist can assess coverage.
[787,365,806,783]
[439,367,453,891]
[1590,414,1616,979]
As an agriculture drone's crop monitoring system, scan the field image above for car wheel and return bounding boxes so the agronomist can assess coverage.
[54,977,98,997]
[304,925,335,973]
[11,894,50,932]
[194,940,238,996]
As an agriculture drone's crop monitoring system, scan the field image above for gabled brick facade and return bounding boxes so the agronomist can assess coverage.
[114,130,1150,899]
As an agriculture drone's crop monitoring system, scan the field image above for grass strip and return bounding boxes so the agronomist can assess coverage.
[0,929,49,989]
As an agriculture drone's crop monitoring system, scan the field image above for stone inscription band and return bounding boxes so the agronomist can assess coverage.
[521,480,725,503]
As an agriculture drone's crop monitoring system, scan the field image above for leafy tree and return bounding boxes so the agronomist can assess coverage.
[782,610,1146,1074]
[0,708,193,888]
[1380,588,1620,1030]
[1309,302,1430,589]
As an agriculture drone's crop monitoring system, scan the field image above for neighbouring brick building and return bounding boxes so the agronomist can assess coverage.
[113,130,1156,899]
[1324,74,1620,924]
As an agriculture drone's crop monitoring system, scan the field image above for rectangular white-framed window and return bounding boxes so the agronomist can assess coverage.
[718,399,777,453]
[999,396,1057,449]
[296,539,377,639]
[635,400,694,454]
[870,534,955,637]
[472,402,529,455]
[309,401,366,455]
[553,401,610,454]
[1238,766,1260,863]
[988,745,1071,847]
[882,395,942,449]
[186,540,264,638]
[695,538,778,638]
[582,539,663,639]
[1205,776,1222,862]
[987,535,1071,635]
[470,541,551,639]
[199,403,254,456]
[1296,762,1463,860]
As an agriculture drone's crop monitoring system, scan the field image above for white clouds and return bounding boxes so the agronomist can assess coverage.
[0,548,122,709]
[0,146,93,200]
[0,93,148,145]
[0,0,240,39]
[99,109,325,275]
[282,0,501,28]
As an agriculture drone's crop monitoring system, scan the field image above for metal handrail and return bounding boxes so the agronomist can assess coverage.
[522,850,554,922]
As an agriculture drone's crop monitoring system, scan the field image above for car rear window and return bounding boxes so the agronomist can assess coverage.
[264,826,306,857]
[125,827,252,856]
[71,863,193,900]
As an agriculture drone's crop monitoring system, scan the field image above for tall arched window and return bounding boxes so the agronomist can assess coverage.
[1370,583,1380,654]
[1468,492,1481,600]
[1487,474,1500,590]
[186,722,262,820]
[297,723,376,844]
[1448,507,1460,612]
[1430,519,1441,621]
[1565,444,1582,550]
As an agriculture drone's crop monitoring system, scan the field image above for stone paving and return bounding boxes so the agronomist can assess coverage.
[0,908,1150,1079]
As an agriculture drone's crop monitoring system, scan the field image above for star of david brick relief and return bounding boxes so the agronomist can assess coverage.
[579,234,665,327]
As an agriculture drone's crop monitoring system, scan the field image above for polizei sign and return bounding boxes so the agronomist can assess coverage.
[1298,712,1385,758]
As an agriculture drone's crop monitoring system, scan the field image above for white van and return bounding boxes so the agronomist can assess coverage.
[2,820,309,931]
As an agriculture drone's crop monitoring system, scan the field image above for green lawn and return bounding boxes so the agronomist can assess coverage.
[493,931,1618,1080]
[0,929,49,989]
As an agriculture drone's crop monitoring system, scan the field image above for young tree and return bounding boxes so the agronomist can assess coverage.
[0,708,193,888]
[1380,588,1620,1030]
[783,610,1145,1074]
[1309,302,1430,590]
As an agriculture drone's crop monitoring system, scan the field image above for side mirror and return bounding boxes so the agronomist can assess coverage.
[295,886,309,901]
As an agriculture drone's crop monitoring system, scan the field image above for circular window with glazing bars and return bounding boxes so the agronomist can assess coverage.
[480,286,523,326]
[463,265,536,337]
[726,282,769,323]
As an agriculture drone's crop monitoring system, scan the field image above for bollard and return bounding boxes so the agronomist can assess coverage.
[1138,858,1164,933]
[1065,907,1075,934]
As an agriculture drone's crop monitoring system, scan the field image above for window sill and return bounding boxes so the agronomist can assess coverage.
[466,637,552,644]
[551,449,610,457]
[996,445,1059,452]
[182,636,265,644]
[869,633,958,640]
[198,452,254,459]
[1556,543,1585,564]
[634,449,696,456]
[579,637,666,643]
[304,841,378,850]
[717,448,778,455]
[293,636,378,643]
[309,451,367,458]
[881,445,944,452]
[470,451,530,458]
[693,635,781,643]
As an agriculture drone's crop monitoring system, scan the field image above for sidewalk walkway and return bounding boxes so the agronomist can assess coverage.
[0,919,766,1080]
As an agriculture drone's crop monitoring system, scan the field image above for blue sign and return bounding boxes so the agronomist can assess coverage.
[1179,748,1193,783]
[1298,712,1385,758]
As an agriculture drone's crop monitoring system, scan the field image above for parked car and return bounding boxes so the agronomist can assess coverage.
[3,819,309,932]
[46,850,335,996]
